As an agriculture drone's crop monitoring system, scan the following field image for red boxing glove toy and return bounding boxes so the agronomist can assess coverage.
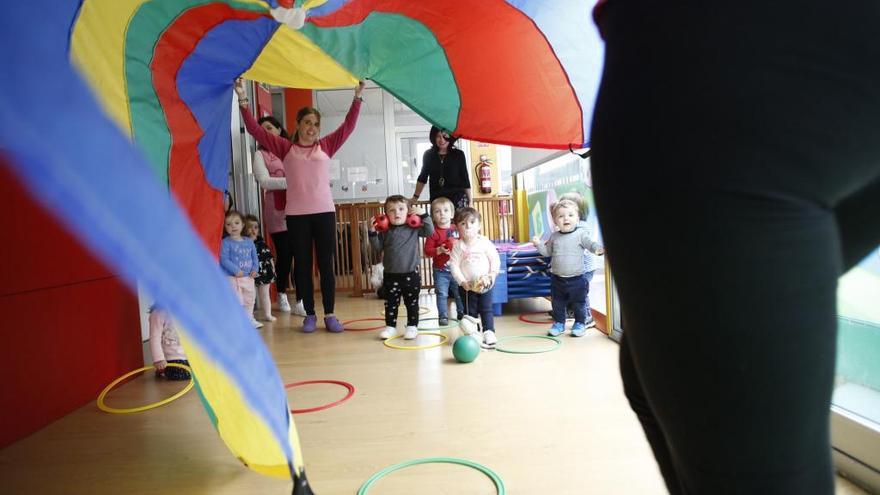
[406,213,422,228]
[372,214,390,233]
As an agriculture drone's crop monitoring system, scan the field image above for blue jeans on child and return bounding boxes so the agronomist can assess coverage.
[433,267,463,319]
[552,273,589,324]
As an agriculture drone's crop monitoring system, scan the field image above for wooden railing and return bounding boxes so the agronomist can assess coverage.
[325,197,517,297]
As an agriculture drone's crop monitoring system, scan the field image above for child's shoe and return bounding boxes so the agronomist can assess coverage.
[438,316,449,326]
[262,313,277,322]
[302,314,317,333]
[293,299,307,317]
[460,315,480,335]
[278,293,291,312]
[584,317,597,328]
[403,326,419,340]
[483,330,498,346]
[250,317,264,329]
[379,326,397,339]
[324,315,344,333]
[571,322,587,337]
[548,322,565,337]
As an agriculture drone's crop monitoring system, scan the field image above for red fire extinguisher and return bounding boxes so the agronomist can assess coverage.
[476,155,492,194]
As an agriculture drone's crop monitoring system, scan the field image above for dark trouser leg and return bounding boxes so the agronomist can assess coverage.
[568,274,588,325]
[836,176,880,271]
[271,231,295,297]
[550,275,568,324]
[312,212,337,314]
[383,273,402,327]
[619,336,683,494]
[477,288,494,331]
[459,287,479,318]
[591,1,880,492]
[286,215,315,314]
[402,272,421,327]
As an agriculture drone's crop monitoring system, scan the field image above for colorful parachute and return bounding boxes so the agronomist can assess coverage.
[1,0,602,491]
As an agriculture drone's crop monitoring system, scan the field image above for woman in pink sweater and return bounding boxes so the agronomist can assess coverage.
[235,80,364,333]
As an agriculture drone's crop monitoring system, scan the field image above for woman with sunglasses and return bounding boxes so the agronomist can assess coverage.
[412,126,471,209]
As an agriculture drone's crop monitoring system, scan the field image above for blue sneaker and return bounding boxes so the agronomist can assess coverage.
[302,314,317,333]
[571,322,587,337]
[548,322,565,337]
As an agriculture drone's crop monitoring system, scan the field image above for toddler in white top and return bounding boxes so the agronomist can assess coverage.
[448,207,501,346]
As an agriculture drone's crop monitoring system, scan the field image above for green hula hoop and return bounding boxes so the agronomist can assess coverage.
[357,457,505,494]
[494,334,562,354]
[417,317,461,331]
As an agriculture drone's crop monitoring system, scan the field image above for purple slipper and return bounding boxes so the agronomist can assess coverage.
[324,315,344,333]
[302,315,317,333]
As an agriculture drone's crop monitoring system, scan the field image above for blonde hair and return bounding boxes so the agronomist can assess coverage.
[431,197,454,215]
[558,192,588,218]
[551,198,580,217]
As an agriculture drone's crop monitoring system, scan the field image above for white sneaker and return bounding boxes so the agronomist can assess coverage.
[262,314,277,322]
[460,315,480,335]
[404,326,419,340]
[483,330,497,346]
[251,318,264,329]
[292,299,307,317]
[379,326,398,339]
[278,293,291,312]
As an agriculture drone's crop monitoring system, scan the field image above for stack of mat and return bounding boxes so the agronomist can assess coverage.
[496,243,552,300]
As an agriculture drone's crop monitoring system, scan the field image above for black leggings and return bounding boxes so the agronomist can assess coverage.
[592,1,880,493]
[270,231,295,296]
[383,272,421,327]
[286,212,337,315]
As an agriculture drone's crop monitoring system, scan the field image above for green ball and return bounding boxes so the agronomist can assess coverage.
[452,335,480,363]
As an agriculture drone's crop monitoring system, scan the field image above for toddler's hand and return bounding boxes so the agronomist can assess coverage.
[531,236,541,246]
[250,271,258,278]
[436,246,448,255]
[154,360,167,373]
[459,280,471,291]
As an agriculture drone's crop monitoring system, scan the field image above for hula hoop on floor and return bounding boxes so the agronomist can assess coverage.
[285,380,356,414]
[97,363,193,414]
[357,457,505,494]
[494,335,562,354]
[518,312,555,325]
[341,317,386,331]
[417,317,461,331]
[384,331,448,350]
[380,306,430,317]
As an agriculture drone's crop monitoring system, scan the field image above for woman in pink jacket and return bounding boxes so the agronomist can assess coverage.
[236,80,364,333]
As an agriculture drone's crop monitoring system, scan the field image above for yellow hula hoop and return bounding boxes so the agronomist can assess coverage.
[380,306,430,317]
[384,331,449,350]
[97,363,194,414]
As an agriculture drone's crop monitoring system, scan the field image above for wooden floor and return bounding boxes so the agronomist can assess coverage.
[0,294,869,494]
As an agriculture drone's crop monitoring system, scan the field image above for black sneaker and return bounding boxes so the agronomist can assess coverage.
[439,317,449,326]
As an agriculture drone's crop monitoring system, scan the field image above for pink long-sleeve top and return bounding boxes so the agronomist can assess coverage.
[240,99,361,216]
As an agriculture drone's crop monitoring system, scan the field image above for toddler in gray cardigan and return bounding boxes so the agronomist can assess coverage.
[533,199,605,337]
